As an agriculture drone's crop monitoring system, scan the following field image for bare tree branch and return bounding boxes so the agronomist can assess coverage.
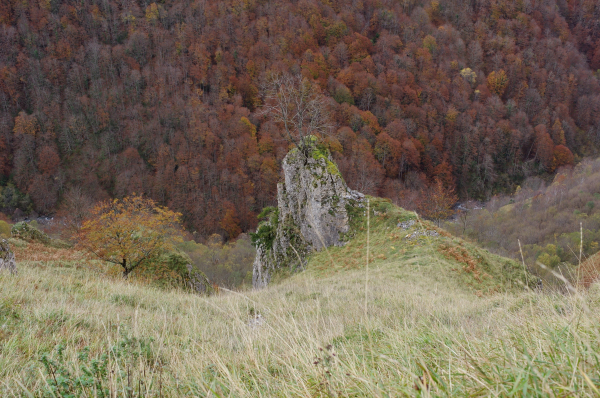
[259,73,332,155]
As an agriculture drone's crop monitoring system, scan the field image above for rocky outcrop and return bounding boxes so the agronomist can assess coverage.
[0,239,17,274]
[186,263,212,294]
[252,140,364,288]
[252,246,271,288]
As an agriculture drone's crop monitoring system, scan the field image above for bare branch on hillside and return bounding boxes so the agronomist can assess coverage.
[259,73,332,155]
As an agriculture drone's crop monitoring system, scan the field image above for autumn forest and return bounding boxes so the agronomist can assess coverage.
[1,0,600,240]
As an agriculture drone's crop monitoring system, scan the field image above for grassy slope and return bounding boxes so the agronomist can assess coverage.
[1,200,600,397]
[305,198,534,295]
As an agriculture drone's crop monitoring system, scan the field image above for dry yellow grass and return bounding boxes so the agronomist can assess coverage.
[580,251,600,289]
[1,202,600,396]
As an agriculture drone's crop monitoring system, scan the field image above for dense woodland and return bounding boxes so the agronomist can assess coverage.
[1,0,600,240]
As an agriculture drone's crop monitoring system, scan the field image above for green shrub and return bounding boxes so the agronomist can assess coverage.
[251,207,279,251]
[333,85,354,105]
[181,235,254,288]
[0,220,11,237]
[40,333,158,398]
[11,221,50,244]
[138,250,213,294]
[537,252,561,268]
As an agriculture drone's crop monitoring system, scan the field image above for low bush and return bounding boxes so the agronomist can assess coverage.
[180,234,254,288]
[137,250,213,294]
[0,220,11,238]
[11,221,50,244]
[39,333,159,398]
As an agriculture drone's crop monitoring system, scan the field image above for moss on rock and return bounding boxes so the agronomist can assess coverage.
[311,144,340,176]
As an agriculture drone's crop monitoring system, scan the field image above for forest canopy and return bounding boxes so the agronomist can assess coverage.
[1,0,600,239]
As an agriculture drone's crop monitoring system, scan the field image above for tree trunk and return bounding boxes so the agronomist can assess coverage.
[122,258,129,279]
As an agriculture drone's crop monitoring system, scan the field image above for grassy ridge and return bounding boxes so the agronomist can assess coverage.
[1,202,600,396]
[307,198,534,295]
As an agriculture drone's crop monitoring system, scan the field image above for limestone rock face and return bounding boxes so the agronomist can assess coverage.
[252,246,271,288]
[0,239,17,275]
[252,142,364,288]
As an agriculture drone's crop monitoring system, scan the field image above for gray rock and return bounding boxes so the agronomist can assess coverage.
[252,246,271,288]
[0,239,16,275]
[405,230,439,240]
[397,219,416,230]
[252,140,363,288]
[186,263,211,294]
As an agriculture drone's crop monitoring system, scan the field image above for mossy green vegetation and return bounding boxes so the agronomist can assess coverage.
[250,206,279,251]
[289,136,341,177]
[0,220,11,238]
[10,221,71,249]
[311,143,340,176]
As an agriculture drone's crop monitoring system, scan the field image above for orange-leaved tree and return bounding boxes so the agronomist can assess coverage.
[78,195,183,278]
[417,179,458,226]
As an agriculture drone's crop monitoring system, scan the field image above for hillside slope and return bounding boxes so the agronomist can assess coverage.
[304,197,535,295]
[444,158,600,287]
[1,204,600,396]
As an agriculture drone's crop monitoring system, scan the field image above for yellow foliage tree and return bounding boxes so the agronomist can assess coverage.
[423,35,437,54]
[240,116,257,138]
[487,70,508,97]
[460,68,477,84]
[551,118,566,146]
[78,195,183,278]
[145,3,159,23]
[445,106,459,123]
[13,111,38,136]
